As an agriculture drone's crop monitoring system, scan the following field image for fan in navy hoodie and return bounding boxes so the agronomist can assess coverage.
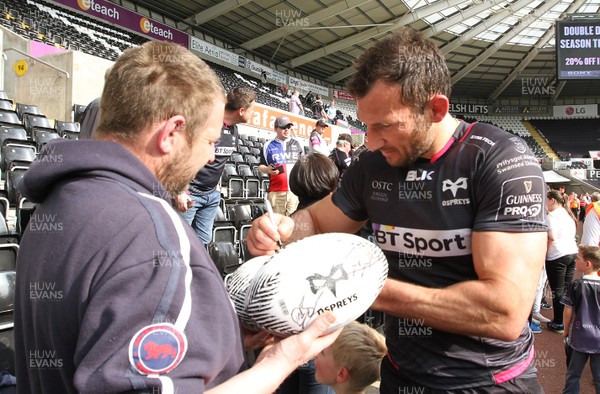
[14,41,244,393]
[14,41,340,394]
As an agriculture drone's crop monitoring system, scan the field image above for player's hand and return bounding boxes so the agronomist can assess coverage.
[246,214,294,256]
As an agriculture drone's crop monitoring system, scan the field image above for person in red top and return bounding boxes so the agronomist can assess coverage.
[258,116,305,215]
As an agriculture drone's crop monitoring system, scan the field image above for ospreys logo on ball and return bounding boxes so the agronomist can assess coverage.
[306,264,348,297]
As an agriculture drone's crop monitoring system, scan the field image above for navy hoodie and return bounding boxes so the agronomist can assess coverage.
[14,139,244,393]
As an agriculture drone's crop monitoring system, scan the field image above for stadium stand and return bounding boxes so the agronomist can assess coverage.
[530,118,600,159]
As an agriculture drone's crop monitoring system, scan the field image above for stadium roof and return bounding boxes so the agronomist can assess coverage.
[130,0,600,101]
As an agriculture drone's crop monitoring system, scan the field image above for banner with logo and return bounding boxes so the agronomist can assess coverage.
[449,103,488,115]
[190,36,238,66]
[489,105,550,115]
[288,77,328,97]
[590,150,600,159]
[553,104,598,118]
[52,0,189,48]
[587,169,600,180]
[245,103,362,144]
[332,89,355,102]
[570,158,594,168]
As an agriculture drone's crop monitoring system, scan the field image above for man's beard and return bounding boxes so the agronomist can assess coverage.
[391,114,433,167]
[155,144,197,199]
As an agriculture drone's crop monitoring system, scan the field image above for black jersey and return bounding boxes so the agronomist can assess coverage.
[332,121,547,389]
[190,123,238,192]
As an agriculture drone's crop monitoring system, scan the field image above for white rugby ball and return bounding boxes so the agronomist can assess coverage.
[224,255,273,331]
[244,233,388,336]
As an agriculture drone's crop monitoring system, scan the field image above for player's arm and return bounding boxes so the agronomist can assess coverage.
[246,195,364,255]
[372,231,546,341]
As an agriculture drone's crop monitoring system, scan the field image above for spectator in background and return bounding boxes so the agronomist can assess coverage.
[176,87,256,244]
[289,90,304,115]
[315,321,387,394]
[580,192,591,222]
[258,116,305,216]
[310,119,330,156]
[582,192,600,246]
[312,95,327,120]
[325,100,337,124]
[290,153,339,211]
[329,138,352,185]
[545,189,578,334]
[568,192,580,220]
[561,245,600,393]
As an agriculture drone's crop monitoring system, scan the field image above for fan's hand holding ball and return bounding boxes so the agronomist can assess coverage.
[225,233,388,336]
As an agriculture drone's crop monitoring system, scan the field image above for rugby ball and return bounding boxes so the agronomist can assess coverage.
[244,233,388,336]
[224,255,272,331]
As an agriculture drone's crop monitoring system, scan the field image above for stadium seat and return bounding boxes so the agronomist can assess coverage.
[0,127,27,146]
[6,166,29,206]
[0,244,18,272]
[72,104,87,123]
[207,241,240,277]
[55,120,80,139]
[34,130,61,150]
[15,103,42,121]
[0,101,12,111]
[0,111,20,127]
[16,198,36,236]
[22,114,52,138]
[1,140,36,177]
[0,268,15,376]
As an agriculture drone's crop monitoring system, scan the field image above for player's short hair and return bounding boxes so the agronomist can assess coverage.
[331,321,387,392]
[347,27,451,113]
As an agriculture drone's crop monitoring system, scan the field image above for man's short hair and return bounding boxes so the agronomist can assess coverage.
[331,321,387,392]
[591,192,600,202]
[346,27,451,113]
[579,245,600,271]
[97,41,224,142]
[225,87,256,111]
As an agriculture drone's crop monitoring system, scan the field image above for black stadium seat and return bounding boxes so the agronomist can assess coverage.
[0,127,27,146]
[1,139,36,179]
[15,103,42,120]
[55,120,80,138]
[22,114,52,139]
[0,111,20,127]
[207,242,240,277]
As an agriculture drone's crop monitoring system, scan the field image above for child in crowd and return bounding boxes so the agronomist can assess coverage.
[561,244,600,393]
[315,321,387,394]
